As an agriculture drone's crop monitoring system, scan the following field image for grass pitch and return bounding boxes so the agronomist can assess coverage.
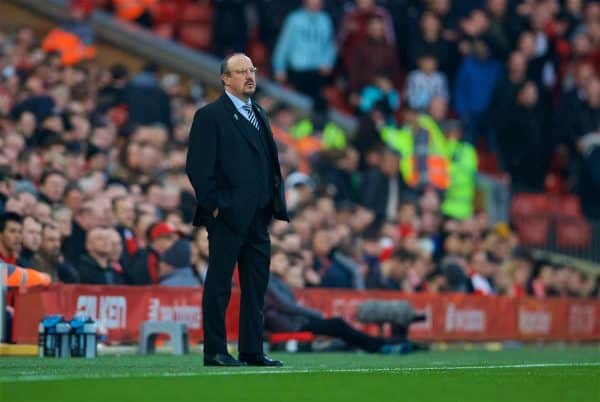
[0,345,598,402]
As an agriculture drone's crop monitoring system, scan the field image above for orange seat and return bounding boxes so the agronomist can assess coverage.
[549,195,582,218]
[178,24,212,50]
[514,216,550,247]
[511,193,551,219]
[322,86,353,115]
[556,219,592,249]
[151,1,179,25]
[181,2,212,23]
[153,23,175,39]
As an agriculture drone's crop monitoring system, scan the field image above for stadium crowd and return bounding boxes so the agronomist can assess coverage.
[98,0,600,218]
[0,0,598,302]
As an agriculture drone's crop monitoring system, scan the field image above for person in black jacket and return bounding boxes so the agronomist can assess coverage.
[186,53,289,367]
[77,228,124,285]
[125,221,178,285]
[266,249,410,353]
[360,149,405,221]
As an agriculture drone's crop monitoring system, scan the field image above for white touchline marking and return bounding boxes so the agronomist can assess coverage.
[0,362,598,383]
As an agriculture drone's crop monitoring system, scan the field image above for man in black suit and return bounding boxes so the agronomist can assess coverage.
[186,53,289,367]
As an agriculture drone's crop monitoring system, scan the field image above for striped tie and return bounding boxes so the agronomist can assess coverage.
[243,104,260,131]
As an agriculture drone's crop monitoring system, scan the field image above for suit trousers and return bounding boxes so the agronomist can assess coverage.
[202,207,271,355]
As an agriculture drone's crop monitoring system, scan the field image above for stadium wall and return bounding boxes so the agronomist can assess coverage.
[12,285,600,344]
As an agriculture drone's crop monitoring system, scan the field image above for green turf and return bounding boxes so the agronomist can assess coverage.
[0,346,599,402]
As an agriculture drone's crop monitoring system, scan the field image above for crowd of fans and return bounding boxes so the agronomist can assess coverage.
[0,1,598,301]
[107,0,600,220]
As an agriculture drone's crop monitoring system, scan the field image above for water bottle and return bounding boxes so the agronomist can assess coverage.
[83,319,97,358]
[69,316,97,358]
[38,315,63,357]
[56,322,71,358]
[69,316,85,357]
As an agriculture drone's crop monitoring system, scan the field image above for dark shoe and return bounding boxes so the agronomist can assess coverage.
[204,353,247,367]
[239,353,283,367]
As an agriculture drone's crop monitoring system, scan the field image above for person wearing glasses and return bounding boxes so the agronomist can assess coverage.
[186,53,289,367]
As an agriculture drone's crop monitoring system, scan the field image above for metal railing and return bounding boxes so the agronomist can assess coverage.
[514,215,600,264]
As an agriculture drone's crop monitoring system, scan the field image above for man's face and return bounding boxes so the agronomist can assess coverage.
[115,197,135,228]
[1,221,22,254]
[42,173,67,202]
[221,55,256,100]
[22,217,42,252]
[42,227,62,257]
[153,234,177,254]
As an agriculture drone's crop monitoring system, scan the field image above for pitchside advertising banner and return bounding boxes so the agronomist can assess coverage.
[12,285,600,344]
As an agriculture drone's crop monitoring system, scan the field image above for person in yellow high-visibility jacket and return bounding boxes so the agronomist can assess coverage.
[380,110,449,191]
[290,117,347,150]
[440,120,478,220]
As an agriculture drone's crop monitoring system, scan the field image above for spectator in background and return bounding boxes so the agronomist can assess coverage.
[17,216,42,268]
[111,0,155,28]
[33,223,79,283]
[112,195,137,264]
[497,82,550,191]
[159,239,200,287]
[0,212,23,265]
[357,73,400,124]
[122,62,172,131]
[78,227,124,285]
[360,148,404,221]
[272,0,336,101]
[126,221,178,285]
[440,120,477,220]
[38,170,68,207]
[488,51,528,152]
[62,201,99,265]
[454,39,501,144]
[338,0,395,70]
[347,15,401,95]
[406,52,449,112]
[407,11,454,77]
[212,0,248,57]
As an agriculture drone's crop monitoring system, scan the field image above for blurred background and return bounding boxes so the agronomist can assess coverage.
[0,0,599,347]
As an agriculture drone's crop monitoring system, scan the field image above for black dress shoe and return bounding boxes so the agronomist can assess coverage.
[238,353,283,367]
[204,353,247,367]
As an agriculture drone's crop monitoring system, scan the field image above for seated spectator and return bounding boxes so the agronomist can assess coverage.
[360,148,405,221]
[0,212,23,264]
[265,248,414,354]
[159,239,200,287]
[17,216,42,268]
[78,227,124,285]
[468,250,496,295]
[126,221,178,285]
[33,223,79,283]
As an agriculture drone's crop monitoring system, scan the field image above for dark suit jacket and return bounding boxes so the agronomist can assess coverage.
[186,93,289,233]
[360,168,405,218]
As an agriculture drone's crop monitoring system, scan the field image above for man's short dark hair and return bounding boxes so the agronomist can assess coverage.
[219,53,247,83]
[40,169,66,185]
[0,212,23,232]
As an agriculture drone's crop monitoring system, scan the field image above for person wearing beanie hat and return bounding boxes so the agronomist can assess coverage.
[158,239,201,288]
